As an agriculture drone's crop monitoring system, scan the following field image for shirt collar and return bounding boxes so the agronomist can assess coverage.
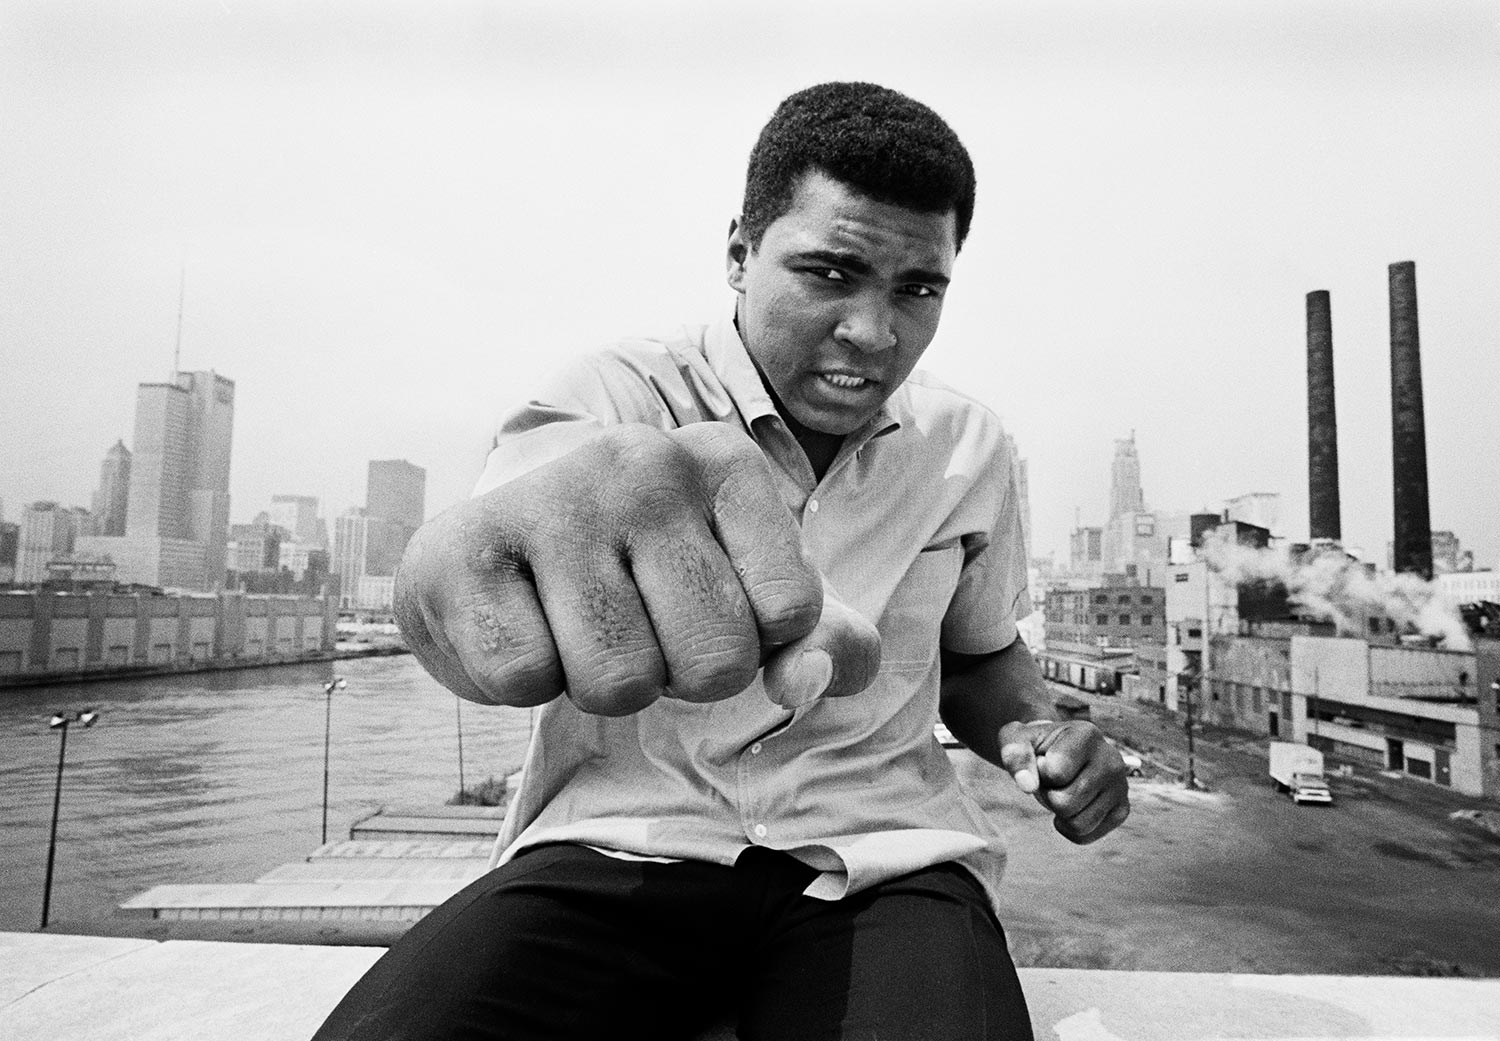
[702,313,902,447]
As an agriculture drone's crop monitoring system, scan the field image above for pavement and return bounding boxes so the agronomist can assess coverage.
[5,930,1499,1040]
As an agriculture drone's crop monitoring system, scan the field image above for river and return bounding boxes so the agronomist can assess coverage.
[0,656,532,933]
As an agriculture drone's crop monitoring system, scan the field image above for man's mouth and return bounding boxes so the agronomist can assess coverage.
[819,372,874,390]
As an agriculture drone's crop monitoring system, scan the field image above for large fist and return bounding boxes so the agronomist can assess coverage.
[395,423,880,715]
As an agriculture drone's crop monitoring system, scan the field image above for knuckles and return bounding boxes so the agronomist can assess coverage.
[394,422,826,717]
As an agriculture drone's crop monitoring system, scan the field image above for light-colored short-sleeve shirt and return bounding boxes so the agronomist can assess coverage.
[473,316,1030,915]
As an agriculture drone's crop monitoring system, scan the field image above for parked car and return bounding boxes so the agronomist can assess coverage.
[1105,737,1143,776]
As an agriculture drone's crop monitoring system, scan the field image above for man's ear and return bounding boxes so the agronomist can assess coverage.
[726,218,750,291]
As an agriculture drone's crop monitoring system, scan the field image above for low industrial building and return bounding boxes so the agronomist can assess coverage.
[0,587,337,682]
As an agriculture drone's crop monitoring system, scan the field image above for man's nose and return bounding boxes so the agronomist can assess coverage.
[836,296,897,354]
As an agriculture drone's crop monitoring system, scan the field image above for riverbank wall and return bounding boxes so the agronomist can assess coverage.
[0,587,364,688]
[0,643,409,690]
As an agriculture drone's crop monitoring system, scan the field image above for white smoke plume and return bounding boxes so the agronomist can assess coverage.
[1200,532,1473,652]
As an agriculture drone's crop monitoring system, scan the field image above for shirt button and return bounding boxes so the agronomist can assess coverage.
[750,742,763,755]
[754,824,768,838]
[807,498,819,514]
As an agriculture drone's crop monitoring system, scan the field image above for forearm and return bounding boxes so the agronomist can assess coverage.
[938,638,1056,768]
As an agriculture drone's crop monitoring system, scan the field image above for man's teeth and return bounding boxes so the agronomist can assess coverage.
[822,373,867,389]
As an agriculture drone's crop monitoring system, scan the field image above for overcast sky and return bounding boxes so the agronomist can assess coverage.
[2,0,1497,568]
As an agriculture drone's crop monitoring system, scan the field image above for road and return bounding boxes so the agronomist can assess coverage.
[958,681,1500,976]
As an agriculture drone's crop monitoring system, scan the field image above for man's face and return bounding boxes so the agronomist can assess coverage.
[726,170,958,436]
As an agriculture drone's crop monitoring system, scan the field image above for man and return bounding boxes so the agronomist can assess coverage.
[317,81,1128,1041]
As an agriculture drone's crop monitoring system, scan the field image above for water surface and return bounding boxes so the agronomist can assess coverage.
[0,656,530,931]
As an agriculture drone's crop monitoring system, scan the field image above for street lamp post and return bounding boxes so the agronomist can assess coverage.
[455,697,466,799]
[1184,674,1196,790]
[41,709,100,930]
[321,676,347,845]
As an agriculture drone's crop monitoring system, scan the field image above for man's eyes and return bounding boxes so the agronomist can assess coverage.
[801,268,941,299]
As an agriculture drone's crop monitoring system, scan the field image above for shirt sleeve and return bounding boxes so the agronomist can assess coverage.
[472,350,676,497]
[938,431,1032,655]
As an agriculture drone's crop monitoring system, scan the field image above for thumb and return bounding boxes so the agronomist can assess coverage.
[763,577,881,709]
[999,720,1055,794]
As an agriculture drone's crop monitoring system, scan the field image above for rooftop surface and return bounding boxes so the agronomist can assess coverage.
[5,931,1499,1040]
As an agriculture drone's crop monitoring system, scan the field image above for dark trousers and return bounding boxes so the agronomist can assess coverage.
[314,843,1034,1041]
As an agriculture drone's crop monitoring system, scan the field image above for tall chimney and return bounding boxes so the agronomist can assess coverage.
[1306,290,1341,541]
[1389,260,1433,579]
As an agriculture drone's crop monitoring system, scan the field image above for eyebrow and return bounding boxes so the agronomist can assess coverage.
[789,249,951,287]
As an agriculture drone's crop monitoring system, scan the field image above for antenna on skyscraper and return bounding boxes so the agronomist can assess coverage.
[173,264,186,376]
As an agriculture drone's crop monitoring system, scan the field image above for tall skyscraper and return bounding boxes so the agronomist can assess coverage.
[1108,433,1145,520]
[76,370,234,591]
[366,459,426,530]
[91,440,132,536]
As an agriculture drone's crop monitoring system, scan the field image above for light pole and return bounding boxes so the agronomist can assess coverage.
[321,676,347,845]
[41,709,100,930]
[455,697,467,800]
[1184,673,1196,790]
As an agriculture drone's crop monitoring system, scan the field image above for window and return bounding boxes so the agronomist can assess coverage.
[1140,615,1153,626]
[1093,595,1108,604]
[1119,614,1131,625]
[1118,595,1131,604]
[1096,614,1109,625]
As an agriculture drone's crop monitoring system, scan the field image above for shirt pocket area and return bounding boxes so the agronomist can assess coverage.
[877,543,963,673]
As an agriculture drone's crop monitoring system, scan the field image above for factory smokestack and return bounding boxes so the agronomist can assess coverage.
[1389,260,1433,579]
[1306,290,1341,542]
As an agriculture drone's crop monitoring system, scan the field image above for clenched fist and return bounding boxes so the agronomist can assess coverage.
[394,423,881,716]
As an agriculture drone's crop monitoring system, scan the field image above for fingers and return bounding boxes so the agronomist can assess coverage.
[395,501,565,708]
[997,720,1131,844]
[1032,722,1131,844]
[1052,793,1131,845]
[674,423,824,648]
[998,720,1053,794]
[395,423,865,716]
[762,576,881,708]
[626,519,761,705]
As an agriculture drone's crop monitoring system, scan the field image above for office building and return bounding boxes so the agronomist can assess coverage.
[1108,434,1145,520]
[227,518,286,575]
[91,440,132,536]
[366,459,425,531]
[16,502,90,584]
[269,494,326,548]
[76,370,234,591]
[333,508,411,611]
[0,522,18,583]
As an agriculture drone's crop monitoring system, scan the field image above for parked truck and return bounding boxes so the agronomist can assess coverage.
[1269,741,1334,805]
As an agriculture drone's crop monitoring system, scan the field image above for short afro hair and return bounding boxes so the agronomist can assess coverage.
[739,81,976,252]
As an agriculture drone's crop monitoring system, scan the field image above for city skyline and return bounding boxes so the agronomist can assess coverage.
[2,3,1496,568]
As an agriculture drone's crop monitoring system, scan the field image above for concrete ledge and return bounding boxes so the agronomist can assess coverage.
[309,838,495,859]
[256,859,489,883]
[5,932,1500,1040]
[348,817,503,840]
[119,880,469,921]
